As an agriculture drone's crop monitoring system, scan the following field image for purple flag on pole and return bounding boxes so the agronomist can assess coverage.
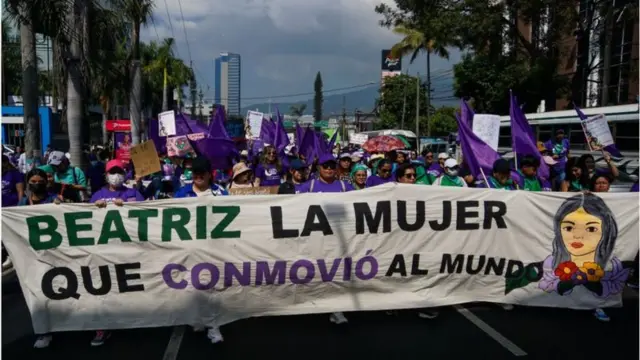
[574,104,623,158]
[207,108,231,139]
[456,100,500,179]
[147,118,167,155]
[327,131,338,152]
[295,122,304,148]
[299,125,315,161]
[510,91,550,180]
[273,108,290,154]
[260,118,275,146]
[460,99,474,128]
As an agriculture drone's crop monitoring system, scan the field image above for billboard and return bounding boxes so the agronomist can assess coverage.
[381,50,402,72]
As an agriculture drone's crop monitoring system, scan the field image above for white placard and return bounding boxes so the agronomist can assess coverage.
[349,133,368,145]
[246,111,264,139]
[581,114,614,151]
[472,114,501,151]
[158,110,176,137]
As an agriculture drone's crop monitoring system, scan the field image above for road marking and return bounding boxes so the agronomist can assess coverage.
[454,305,528,357]
[162,326,186,360]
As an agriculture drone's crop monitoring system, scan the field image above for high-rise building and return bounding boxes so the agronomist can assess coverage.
[214,52,241,116]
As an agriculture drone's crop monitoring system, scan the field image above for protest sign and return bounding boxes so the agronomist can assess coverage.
[3,184,638,333]
[472,114,501,151]
[581,114,614,151]
[114,132,132,163]
[229,186,278,196]
[159,110,177,137]
[166,135,196,157]
[130,141,161,177]
[246,111,263,139]
[349,133,368,145]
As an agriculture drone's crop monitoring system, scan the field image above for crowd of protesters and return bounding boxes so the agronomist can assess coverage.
[1,131,638,348]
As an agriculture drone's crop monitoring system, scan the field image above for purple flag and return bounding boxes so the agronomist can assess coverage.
[456,100,500,179]
[273,108,290,154]
[295,122,304,148]
[574,105,622,158]
[147,118,167,155]
[299,125,316,161]
[207,108,230,139]
[327,131,338,153]
[460,99,474,128]
[259,118,275,146]
[510,91,550,180]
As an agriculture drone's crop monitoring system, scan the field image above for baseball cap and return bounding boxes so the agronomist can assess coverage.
[47,151,66,166]
[290,159,306,170]
[492,158,511,174]
[191,157,212,174]
[339,153,351,160]
[438,152,449,160]
[106,159,125,172]
[318,153,336,165]
[444,159,458,168]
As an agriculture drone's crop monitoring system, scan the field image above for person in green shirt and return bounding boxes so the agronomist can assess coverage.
[433,159,467,187]
[515,155,551,191]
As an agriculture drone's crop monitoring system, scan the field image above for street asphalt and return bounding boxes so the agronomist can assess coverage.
[2,271,638,360]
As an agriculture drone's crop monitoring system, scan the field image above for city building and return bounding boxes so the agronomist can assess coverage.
[214,52,241,116]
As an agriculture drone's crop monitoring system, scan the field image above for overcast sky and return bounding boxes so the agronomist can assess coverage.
[142,0,461,107]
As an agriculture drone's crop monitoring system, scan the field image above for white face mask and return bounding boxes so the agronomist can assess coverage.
[445,168,459,177]
[107,173,125,187]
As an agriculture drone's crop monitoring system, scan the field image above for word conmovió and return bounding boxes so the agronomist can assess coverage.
[163,253,380,290]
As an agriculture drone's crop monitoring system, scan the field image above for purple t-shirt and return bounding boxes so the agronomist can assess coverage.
[2,169,24,207]
[296,178,354,193]
[90,187,144,204]
[544,139,570,172]
[631,182,639,192]
[365,175,393,188]
[255,163,283,186]
[426,163,444,177]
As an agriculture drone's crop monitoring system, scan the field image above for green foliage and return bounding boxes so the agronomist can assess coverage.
[313,72,323,121]
[289,103,307,117]
[1,18,22,102]
[429,106,458,135]
[375,74,430,131]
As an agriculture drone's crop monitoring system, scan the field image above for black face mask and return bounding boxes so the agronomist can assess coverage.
[29,183,47,194]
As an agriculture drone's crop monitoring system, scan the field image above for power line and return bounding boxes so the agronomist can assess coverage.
[161,0,179,58]
[175,0,192,65]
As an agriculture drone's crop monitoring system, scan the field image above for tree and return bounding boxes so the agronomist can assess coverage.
[112,0,155,145]
[429,106,457,135]
[190,68,197,117]
[289,103,307,118]
[313,72,323,121]
[2,19,22,103]
[375,74,432,131]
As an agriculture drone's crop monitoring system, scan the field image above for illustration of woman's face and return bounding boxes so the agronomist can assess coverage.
[560,207,602,258]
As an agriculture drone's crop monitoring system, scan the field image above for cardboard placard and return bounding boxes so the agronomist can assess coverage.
[229,186,279,196]
[130,141,161,177]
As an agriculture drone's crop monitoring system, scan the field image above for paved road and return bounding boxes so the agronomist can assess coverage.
[3,274,638,360]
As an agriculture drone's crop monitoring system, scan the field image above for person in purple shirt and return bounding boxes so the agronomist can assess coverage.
[254,145,285,186]
[2,155,24,207]
[427,153,449,177]
[88,158,143,347]
[296,154,354,194]
[295,154,352,325]
[90,159,144,207]
[544,129,570,190]
[365,159,394,187]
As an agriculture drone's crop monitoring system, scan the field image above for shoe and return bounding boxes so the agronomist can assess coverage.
[594,308,610,322]
[207,327,224,344]
[33,335,52,348]
[418,310,439,319]
[501,304,514,311]
[90,330,110,346]
[329,312,348,324]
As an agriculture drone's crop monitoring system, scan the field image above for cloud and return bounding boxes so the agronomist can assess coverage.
[141,0,460,107]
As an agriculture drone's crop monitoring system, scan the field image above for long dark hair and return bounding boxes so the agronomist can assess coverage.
[551,193,617,269]
[565,157,589,187]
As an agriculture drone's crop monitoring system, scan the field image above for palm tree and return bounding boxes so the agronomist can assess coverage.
[289,103,307,119]
[111,0,155,145]
[390,23,451,136]
[144,37,176,112]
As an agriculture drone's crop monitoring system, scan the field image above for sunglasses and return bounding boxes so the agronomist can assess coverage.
[379,168,391,174]
[321,162,337,170]
[404,173,416,179]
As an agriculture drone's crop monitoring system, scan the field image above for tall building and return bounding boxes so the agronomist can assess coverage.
[214,52,241,116]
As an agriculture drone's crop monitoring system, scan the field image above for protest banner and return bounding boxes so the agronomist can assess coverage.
[130,141,161,178]
[166,135,196,157]
[229,186,279,195]
[581,114,614,151]
[3,184,638,334]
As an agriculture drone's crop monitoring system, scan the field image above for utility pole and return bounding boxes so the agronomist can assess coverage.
[401,71,408,130]
[426,51,432,136]
[415,72,420,138]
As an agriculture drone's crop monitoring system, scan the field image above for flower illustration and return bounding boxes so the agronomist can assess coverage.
[571,270,588,285]
[554,261,578,281]
[580,262,604,282]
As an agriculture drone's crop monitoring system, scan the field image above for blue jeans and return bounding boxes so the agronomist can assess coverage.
[553,170,566,191]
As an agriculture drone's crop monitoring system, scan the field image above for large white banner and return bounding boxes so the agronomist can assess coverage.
[2,184,638,334]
